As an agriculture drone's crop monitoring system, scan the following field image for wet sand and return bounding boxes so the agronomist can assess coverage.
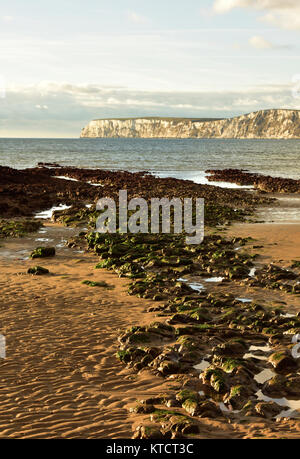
[226,222,300,266]
[0,221,299,438]
[0,224,170,438]
[1,184,300,439]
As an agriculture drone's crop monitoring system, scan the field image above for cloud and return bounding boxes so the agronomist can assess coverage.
[2,15,13,23]
[0,81,298,137]
[127,11,148,25]
[35,104,48,110]
[249,35,273,49]
[248,35,292,49]
[213,0,300,30]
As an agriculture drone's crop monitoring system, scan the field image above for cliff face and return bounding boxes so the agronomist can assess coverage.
[80,109,300,139]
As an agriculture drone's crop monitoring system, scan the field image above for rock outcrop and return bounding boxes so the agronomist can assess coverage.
[80,109,300,139]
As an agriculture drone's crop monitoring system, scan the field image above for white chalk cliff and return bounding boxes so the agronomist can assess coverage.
[80,109,300,139]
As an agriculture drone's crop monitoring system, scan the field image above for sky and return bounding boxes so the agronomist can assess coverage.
[0,0,300,137]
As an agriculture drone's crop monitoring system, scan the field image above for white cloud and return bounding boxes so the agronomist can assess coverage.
[127,11,148,25]
[0,80,298,137]
[35,104,48,110]
[1,81,298,132]
[2,15,13,23]
[249,35,273,49]
[213,0,300,30]
[248,35,292,50]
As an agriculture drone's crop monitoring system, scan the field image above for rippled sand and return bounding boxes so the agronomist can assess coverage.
[1,222,300,439]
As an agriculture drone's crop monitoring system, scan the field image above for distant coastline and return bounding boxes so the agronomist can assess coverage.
[80,108,300,139]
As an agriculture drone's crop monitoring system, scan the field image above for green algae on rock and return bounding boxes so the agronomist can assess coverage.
[0,219,42,238]
[27,266,50,276]
[30,247,56,259]
[82,280,113,289]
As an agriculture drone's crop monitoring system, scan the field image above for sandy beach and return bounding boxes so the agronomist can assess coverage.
[0,167,300,439]
[0,224,169,438]
[0,220,299,438]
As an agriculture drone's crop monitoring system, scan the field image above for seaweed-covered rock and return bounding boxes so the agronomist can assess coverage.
[133,425,164,439]
[254,401,285,419]
[263,374,300,398]
[157,360,183,376]
[197,400,223,419]
[0,219,42,238]
[212,340,247,358]
[223,385,249,410]
[30,246,55,259]
[82,280,112,288]
[268,351,298,373]
[130,403,155,414]
[201,367,228,394]
[27,266,50,275]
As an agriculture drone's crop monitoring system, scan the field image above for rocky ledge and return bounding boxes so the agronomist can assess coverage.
[206,169,300,193]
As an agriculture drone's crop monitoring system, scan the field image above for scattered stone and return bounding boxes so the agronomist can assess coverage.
[30,247,55,259]
[27,266,50,276]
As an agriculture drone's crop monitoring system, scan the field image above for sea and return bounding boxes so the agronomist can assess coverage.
[1,138,300,223]
[0,138,299,186]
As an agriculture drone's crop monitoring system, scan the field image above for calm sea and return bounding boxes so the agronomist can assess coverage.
[0,138,299,185]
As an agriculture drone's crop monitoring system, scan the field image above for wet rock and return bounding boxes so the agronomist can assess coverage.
[30,247,55,259]
[197,400,223,419]
[268,351,298,373]
[223,385,250,410]
[212,340,247,358]
[201,367,228,394]
[82,280,111,288]
[147,322,175,338]
[168,415,199,434]
[0,219,42,238]
[27,266,50,275]
[255,401,285,419]
[133,425,164,439]
[263,374,300,398]
[165,398,182,408]
[182,399,201,416]
[157,360,183,376]
[130,403,156,414]
[176,389,200,404]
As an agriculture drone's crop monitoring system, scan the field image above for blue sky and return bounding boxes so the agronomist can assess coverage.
[0,0,299,137]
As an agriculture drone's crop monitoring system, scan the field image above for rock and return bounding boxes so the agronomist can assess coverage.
[168,416,199,434]
[268,351,298,373]
[212,340,247,357]
[197,400,223,419]
[201,367,228,394]
[263,374,300,398]
[30,247,55,259]
[27,266,50,275]
[176,389,200,404]
[130,403,155,414]
[182,399,201,417]
[0,219,42,238]
[165,398,181,408]
[223,385,249,410]
[147,322,175,338]
[133,425,164,439]
[255,401,285,419]
[82,280,111,288]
